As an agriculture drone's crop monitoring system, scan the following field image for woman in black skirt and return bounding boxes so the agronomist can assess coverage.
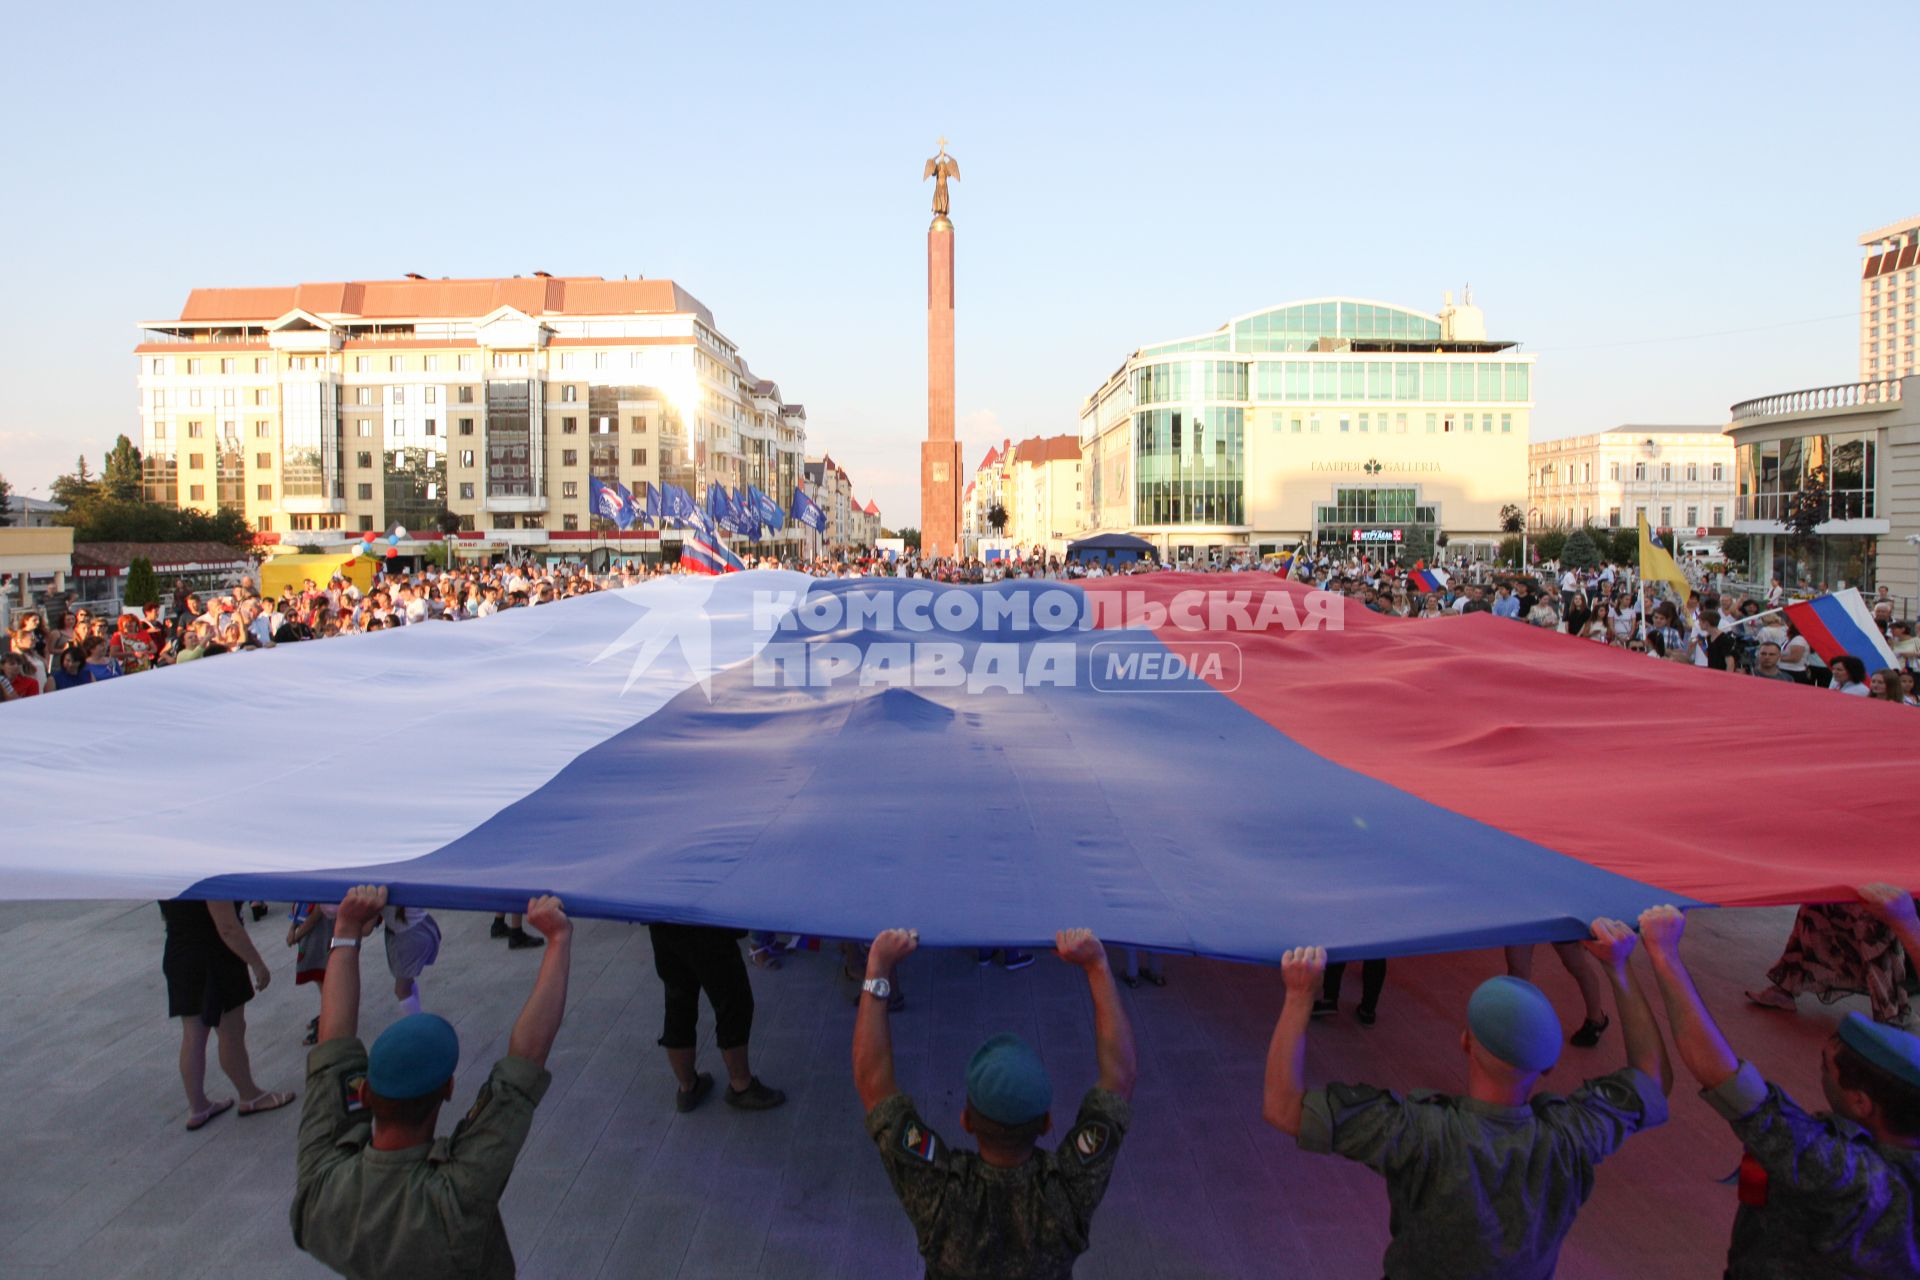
[159,899,294,1129]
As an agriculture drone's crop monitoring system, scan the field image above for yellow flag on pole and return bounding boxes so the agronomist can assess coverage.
[1638,513,1691,594]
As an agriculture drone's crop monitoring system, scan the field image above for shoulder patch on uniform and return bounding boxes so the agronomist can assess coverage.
[456,1082,493,1136]
[900,1118,941,1163]
[341,1072,367,1115]
[1071,1121,1111,1164]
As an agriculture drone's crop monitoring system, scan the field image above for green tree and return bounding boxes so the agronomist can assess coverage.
[1535,529,1568,563]
[1561,527,1602,570]
[987,503,1008,534]
[1499,503,1525,534]
[1718,530,1749,569]
[71,499,253,554]
[1607,526,1640,565]
[50,454,103,520]
[1784,466,1830,537]
[1498,534,1523,566]
[122,556,161,608]
[102,435,143,502]
[896,527,922,550]
[0,472,12,526]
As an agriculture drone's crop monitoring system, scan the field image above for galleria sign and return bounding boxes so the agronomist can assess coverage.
[1308,459,1442,474]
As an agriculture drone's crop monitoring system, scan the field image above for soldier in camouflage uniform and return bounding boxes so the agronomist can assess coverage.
[290,886,573,1279]
[1640,891,1920,1279]
[1264,920,1672,1279]
[854,928,1137,1279]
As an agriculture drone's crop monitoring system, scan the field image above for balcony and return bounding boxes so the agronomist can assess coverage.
[1730,378,1903,424]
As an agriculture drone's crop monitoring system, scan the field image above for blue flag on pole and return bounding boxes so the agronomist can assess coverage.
[612,480,638,531]
[792,487,827,534]
[588,476,633,529]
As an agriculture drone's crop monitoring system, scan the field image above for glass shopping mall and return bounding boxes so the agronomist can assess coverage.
[1078,295,1532,564]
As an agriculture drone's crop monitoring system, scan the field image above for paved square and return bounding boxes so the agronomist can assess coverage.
[0,900,1842,1278]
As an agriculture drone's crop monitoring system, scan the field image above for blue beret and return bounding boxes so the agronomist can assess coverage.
[1838,1012,1920,1090]
[368,1014,460,1100]
[966,1033,1053,1125]
[1468,976,1562,1073]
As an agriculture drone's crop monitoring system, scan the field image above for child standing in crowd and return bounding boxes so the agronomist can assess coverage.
[384,903,442,1016]
[286,902,335,1044]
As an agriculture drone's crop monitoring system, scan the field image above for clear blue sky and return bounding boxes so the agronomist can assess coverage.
[0,1,1902,525]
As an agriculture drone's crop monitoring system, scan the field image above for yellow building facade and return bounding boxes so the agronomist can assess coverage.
[135,276,813,557]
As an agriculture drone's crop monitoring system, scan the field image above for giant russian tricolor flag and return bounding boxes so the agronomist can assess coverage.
[1784,587,1899,672]
[2,574,1914,962]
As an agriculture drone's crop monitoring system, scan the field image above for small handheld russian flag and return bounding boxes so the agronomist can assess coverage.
[1785,588,1898,671]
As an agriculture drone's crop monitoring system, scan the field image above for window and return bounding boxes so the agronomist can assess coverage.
[1711,462,1724,482]
[149,357,165,374]
[319,514,342,531]
[187,420,205,438]
[459,418,474,435]
[355,356,371,372]
[562,481,579,498]
[1395,413,1407,434]
[356,387,373,406]
[257,484,273,500]
[458,354,475,372]
[1339,416,1350,433]
[253,388,270,406]
[189,389,203,407]
[563,514,579,531]
[256,515,273,531]
[357,421,373,437]
[1608,506,1620,527]
[1500,414,1512,434]
[289,515,313,531]
[255,452,271,469]
[1686,506,1698,526]
[424,386,438,404]
[561,384,578,403]
[459,482,475,500]
[1685,463,1697,482]
[392,387,405,405]
[356,451,372,467]
[390,355,405,373]
[1424,413,1436,434]
[187,452,204,469]
[457,386,474,403]
[631,447,648,465]
[358,483,373,499]
[424,355,439,372]
[359,515,375,531]
[632,415,648,432]
[187,358,203,375]
[254,357,269,374]
[1659,505,1672,526]
[254,421,270,437]
[1634,462,1646,481]
[459,450,475,467]
[1609,462,1620,481]
[1481,414,1492,433]
[1712,505,1724,525]
[1290,418,1302,434]
[188,484,205,500]
[221,388,235,406]
[1358,413,1369,434]
[1660,463,1671,482]
[593,352,607,370]
[562,449,578,466]
[562,416,578,434]
[220,358,235,374]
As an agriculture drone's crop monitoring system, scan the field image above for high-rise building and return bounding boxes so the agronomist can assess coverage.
[134,276,814,556]
[1861,215,1919,382]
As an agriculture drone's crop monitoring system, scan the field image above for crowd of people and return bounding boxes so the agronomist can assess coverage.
[9,547,1915,710]
[159,881,1920,1279]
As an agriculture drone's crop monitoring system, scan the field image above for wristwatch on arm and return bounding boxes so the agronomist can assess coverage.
[861,976,891,1001]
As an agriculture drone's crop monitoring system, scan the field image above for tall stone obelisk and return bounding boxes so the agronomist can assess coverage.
[920,141,964,559]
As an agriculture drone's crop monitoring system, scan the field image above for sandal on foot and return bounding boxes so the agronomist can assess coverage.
[1570,1014,1610,1047]
[239,1090,295,1117]
[725,1077,787,1111]
[1745,987,1796,1011]
[186,1098,234,1131]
